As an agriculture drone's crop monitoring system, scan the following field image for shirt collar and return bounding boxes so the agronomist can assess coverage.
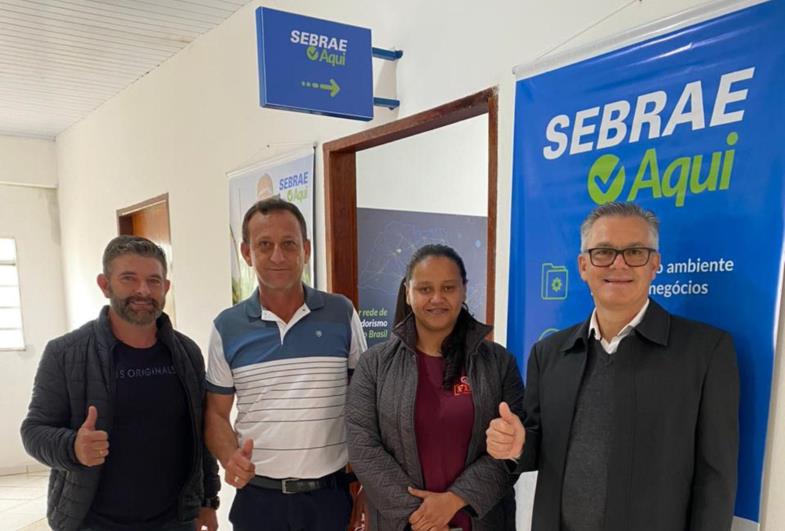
[589,299,650,353]
[244,283,325,320]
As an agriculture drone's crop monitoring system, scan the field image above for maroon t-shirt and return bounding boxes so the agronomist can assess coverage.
[414,350,474,531]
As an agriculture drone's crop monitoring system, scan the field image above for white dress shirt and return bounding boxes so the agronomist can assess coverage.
[588,299,650,354]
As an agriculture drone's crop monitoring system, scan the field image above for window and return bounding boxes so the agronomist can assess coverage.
[0,238,24,350]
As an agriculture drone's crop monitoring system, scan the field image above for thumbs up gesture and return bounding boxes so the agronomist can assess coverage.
[225,438,256,489]
[485,401,526,460]
[74,406,110,467]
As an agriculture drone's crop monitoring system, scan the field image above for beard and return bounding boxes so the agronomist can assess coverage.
[108,291,164,326]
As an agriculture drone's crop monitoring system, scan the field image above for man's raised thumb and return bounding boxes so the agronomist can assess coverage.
[82,405,98,431]
[499,401,516,423]
[241,438,254,457]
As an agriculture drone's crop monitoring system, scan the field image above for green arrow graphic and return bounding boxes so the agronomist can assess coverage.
[301,79,340,97]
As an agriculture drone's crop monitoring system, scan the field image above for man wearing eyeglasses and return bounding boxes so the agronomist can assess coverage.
[486,202,739,531]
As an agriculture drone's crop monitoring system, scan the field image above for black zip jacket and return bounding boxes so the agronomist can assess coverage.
[20,307,220,531]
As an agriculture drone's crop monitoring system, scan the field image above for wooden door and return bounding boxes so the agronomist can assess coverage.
[117,194,176,323]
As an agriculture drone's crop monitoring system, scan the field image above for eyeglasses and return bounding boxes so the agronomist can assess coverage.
[585,247,657,267]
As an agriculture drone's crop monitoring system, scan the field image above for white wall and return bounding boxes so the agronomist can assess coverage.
[55,0,714,373]
[52,0,784,529]
[0,136,58,189]
[761,278,785,530]
[0,136,66,472]
[56,1,398,345]
[356,114,487,216]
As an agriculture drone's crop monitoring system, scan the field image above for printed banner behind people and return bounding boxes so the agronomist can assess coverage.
[228,148,315,303]
[507,0,785,525]
[357,208,487,347]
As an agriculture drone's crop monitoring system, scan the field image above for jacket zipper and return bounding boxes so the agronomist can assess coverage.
[405,346,424,488]
[170,338,200,519]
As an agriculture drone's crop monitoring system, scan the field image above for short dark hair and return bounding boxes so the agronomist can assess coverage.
[241,198,308,244]
[102,236,167,276]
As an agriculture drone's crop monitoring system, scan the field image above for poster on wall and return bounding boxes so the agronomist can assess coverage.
[508,0,784,526]
[228,148,315,304]
[357,208,487,347]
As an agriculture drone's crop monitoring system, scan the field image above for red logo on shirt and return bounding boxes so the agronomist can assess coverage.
[453,376,471,397]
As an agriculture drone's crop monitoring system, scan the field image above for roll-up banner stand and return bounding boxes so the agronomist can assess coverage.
[508,0,785,526]
[228,148,316,304]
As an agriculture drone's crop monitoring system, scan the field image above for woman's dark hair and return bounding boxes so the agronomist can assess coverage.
[403,244,471,390]
[393,277,411,328]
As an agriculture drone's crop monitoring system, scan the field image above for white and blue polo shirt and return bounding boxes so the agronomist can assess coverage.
[206,285,366,479]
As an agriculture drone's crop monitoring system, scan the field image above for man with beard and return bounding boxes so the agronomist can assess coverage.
[21,236,220,531]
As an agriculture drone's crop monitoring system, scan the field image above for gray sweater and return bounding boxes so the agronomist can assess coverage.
[561,339,614,531]
[346,314,524,531]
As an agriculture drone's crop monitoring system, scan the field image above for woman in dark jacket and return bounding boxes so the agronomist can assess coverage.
[346,244,524,531]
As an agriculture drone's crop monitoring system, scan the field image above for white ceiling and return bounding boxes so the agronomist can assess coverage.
[0,0,248,139]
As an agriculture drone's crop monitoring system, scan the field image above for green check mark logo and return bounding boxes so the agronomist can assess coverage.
[306,46,319,61]
[587,154,626,205]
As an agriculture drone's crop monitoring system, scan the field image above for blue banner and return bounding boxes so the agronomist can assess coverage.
[508,0,785,523]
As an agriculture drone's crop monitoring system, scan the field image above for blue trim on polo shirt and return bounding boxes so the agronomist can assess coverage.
[214,285,353,371]
[304,284,327,311]
[206,380,234,395]
[243,285,326,320]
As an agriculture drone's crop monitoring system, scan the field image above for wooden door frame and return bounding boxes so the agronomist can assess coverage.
[116,193,170,235]
[115,192,176,323]
[323,87,498,325]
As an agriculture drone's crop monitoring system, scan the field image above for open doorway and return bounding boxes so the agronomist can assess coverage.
[117,194,176,323]
[323,88,498,335]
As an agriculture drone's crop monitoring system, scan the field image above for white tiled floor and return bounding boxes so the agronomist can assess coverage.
[0,470,236,530]
[0,470,49,530]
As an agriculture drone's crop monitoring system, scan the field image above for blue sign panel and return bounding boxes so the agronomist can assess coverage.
[508,1,785,524]
[256,7,373,121]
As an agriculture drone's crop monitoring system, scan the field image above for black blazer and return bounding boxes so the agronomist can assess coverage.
[516,299,739,531]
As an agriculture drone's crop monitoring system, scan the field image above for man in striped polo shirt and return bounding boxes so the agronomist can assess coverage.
[204,198,367,531]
